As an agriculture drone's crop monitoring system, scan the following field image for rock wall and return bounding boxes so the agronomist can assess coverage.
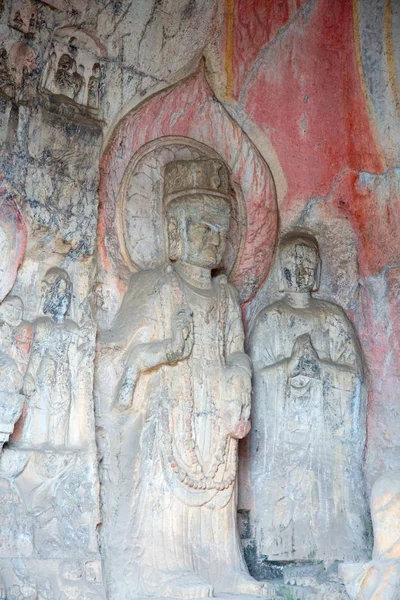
[0,0,398,597]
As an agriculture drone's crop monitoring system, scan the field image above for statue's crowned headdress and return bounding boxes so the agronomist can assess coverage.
[164,159,231,204]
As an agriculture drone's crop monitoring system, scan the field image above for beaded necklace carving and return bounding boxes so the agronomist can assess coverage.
[160,267,237,492]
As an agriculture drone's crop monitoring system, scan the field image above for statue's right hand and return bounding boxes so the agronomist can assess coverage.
[117,377,133,410]
[115,366,139,410]
[23,374,36,397]
[167,308,193,363]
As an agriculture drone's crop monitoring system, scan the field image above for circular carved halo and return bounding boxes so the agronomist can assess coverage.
[117,136,246,277]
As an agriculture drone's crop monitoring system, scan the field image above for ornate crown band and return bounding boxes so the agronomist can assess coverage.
[164,159,231,204]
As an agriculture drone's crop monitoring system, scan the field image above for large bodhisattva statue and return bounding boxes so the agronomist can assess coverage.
[105,159,269,598]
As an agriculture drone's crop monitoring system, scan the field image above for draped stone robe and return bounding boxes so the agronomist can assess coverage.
[248,297,369,563]
[103,266,251,598]
[23,317,80,447]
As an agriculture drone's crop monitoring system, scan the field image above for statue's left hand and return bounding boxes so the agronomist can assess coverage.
[229,415,251,439]
[223,366,251,439]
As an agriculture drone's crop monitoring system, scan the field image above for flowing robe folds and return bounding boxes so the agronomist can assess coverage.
[248,298,369,563]
[23,318,80,447]
[103,266,252,598]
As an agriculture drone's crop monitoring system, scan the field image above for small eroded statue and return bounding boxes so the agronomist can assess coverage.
[0,295,32,376]
[248,230,369,563]
[54,54,82,101]
[23,268,81,448]
[87,63,101,110]
[103,159,272,599]
[0,296,27,452]
[340,471,400,599]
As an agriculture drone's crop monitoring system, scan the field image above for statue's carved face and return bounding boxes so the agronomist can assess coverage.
[280,242,319,292]
[167,196,231,269]
[43,276,71,320]
[184,212,230,269]
[58,54,74,73]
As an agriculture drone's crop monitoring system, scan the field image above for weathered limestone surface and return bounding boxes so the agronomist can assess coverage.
[0,0,398,598]
[0,2,226,596]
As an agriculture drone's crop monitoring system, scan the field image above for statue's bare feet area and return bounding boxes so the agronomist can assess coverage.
[160,572,213,598]
[215,571,276,597]
[283,564,322,587]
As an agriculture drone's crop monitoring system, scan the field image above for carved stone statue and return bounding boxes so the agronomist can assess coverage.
[0,48,15,98]
[0,352,24,451]
[0,295,31,377]
[74,64,85,104]
[87,63,100,110]
[0,448,32,556]
[340,471,400,599]
[23,268,82,448]
[54,54,78,100]
[248,230,369,563]
[0,303,27,454]
[103,159,271,598]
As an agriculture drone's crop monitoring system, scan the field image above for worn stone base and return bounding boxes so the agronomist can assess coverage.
[0,558,106,598]
[133,586,348,600]
[134,596,277,600]
[274,582,349,599]
[272,563,349,599]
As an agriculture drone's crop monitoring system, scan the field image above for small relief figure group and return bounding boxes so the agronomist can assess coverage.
[44,47,101,111]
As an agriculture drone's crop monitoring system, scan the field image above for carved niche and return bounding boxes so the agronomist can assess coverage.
[96,69,279,600]
[41,27,106,114]
[97,67,278,307]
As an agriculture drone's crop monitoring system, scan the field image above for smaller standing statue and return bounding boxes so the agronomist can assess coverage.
[87,63,101,110]
[0,295,32,375]
[248,230,369,563]
[0,184,27,454]
[0,299,26,451]
[0,351,24,452]
[340,471,400,599]
[54,54,79,100]
[23,268,81,448]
